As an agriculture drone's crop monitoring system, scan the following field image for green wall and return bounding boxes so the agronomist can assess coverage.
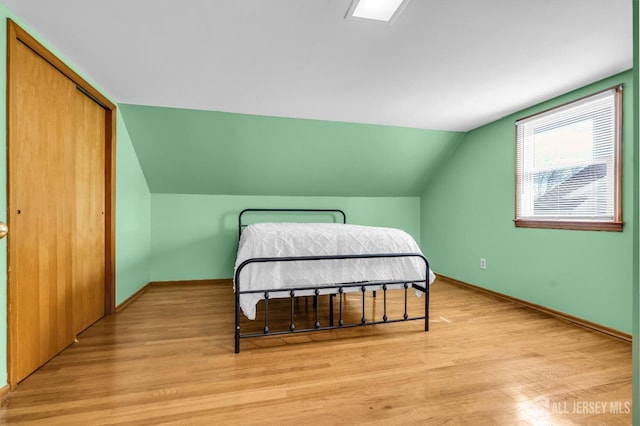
[421,70,634,333]
[115,113,152,305]
[150,194,421,281]
[120,104,463,197]
[632,0,639,422]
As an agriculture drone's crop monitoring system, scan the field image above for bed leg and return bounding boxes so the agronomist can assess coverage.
[235,293,241,354]
[235,271,243,353]
[424,283,430,332]
[329,294,334,327]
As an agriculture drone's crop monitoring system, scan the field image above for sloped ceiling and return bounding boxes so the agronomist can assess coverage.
[119,104,463,196]
[2,0,632,197]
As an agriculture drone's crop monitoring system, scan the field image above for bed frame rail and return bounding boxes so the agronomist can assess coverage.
[234,252,429,353]
[238,208,347,239]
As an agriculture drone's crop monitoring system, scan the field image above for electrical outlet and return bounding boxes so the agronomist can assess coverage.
[480,258,486,270]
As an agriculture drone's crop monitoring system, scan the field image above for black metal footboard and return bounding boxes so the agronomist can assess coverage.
[234,253,429,353]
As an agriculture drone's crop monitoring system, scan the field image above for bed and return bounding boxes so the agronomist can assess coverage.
[233,208,435,353]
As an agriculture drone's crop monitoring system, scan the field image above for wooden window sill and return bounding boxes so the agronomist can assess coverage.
[514,219,623,232]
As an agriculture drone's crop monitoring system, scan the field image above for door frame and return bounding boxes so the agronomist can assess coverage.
[6,19,117,388]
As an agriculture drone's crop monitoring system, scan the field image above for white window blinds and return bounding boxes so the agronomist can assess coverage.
[515,85,622,224]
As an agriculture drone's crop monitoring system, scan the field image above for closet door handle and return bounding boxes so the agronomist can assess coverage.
[0,221,8,239]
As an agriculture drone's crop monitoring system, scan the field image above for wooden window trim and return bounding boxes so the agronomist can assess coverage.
[514,84,623,232]
[514,219,623,232]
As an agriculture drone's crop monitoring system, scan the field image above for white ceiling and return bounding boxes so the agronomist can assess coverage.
[4,0,632,131]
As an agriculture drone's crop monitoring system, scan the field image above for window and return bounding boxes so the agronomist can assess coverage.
[515,85,623,231]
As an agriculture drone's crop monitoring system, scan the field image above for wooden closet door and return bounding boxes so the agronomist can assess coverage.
[11,41,77,382]
[10,39,106,383]
[72,90,106,333]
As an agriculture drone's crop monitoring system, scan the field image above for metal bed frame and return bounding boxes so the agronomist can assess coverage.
[234,208,430,353]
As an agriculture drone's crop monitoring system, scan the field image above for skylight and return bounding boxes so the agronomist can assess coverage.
[345,0,410,23]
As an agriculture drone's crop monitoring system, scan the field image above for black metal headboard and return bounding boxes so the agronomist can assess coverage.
[238,208,347,240]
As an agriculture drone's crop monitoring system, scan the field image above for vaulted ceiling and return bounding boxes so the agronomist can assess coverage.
[3,0,632,196]
[119,103,463,196]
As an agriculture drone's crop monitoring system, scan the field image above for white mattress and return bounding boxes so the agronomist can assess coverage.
[234,222,435,320]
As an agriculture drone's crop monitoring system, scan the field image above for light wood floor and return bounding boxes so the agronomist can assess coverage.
[0,279,632,425]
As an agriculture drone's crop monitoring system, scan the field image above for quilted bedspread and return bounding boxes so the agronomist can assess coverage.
[234,223,435,320]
